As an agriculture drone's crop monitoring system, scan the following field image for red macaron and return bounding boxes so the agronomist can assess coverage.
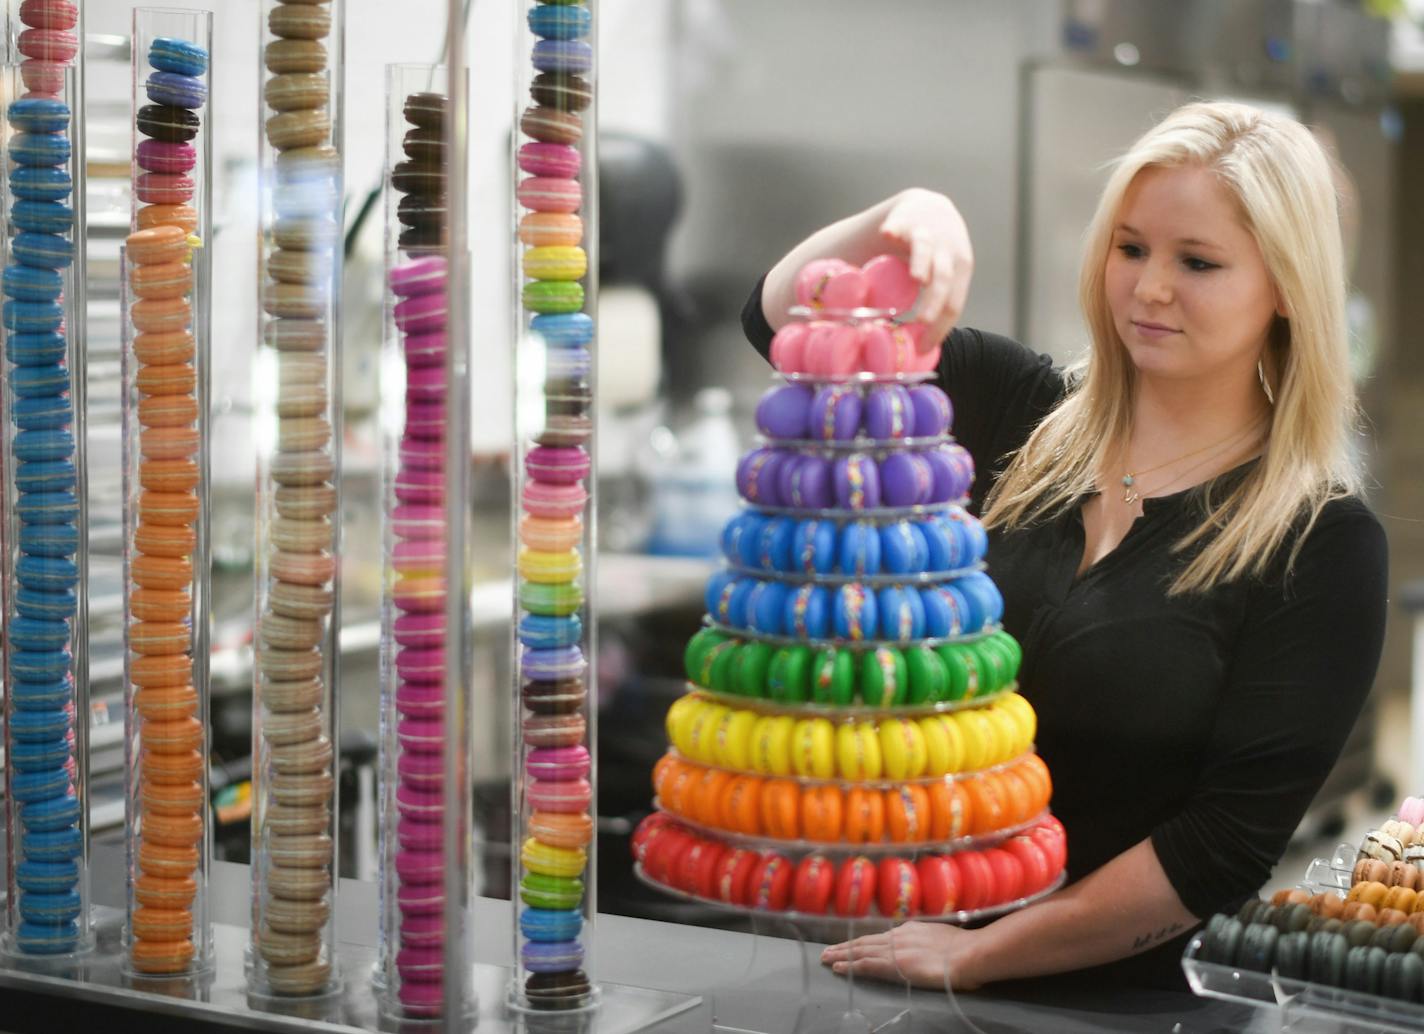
[679,838,727,899]
[917,854,959,916]
[749,853,794,911]
[630,812,672,864]
[876,857,922,919]
[834,857,877,918]
[714,848,759,906]
[981,848,1025,905]
[792,855,837,915]
[1003,835,1053,895]
[646,827,696,886]
[953,850,993,912]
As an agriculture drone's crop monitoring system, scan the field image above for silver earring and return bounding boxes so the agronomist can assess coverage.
[1258,360,1275,405]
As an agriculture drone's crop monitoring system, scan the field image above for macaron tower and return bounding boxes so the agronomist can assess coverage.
[1,0,86,958]
[250,0,343,999]
[634,255,1066,923]
[378,79,458,1021]
[121,22,212,976]
[511,0,598,1014]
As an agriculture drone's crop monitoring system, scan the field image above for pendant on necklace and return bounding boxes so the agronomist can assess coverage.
[1121,474,1139,505]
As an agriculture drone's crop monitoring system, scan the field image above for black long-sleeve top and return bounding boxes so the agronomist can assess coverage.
[743,277,1389,989]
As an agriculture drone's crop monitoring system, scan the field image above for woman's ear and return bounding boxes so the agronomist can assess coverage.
[1274,286,1290,319]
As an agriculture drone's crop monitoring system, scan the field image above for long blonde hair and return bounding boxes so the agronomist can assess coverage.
[983,101,1360,594]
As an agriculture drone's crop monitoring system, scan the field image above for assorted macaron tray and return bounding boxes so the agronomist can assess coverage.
[737,444,973,513]
[4,0,85,960]
[514,0,596,1013]
[631,812,1067,924]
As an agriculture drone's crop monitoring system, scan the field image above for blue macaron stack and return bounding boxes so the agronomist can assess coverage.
[4,91,81,955]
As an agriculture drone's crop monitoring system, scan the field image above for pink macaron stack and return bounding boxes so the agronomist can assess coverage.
[16,0,78,100]
[388,254,450,1017]
[770,254,941,376]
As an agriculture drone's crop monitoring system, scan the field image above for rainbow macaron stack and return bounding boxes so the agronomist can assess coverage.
[123,34,209,976]
[252,0,341,998]
[385,88,451,1021]
[635,255,1066,922]
[3,0,83,958]
[515,0,596,1013]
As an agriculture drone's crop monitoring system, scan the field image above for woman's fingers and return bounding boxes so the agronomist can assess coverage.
[821,932,891,963]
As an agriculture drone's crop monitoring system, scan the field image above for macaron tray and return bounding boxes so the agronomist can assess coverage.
[1183,799,1424,1031]
[635,255,1066,928]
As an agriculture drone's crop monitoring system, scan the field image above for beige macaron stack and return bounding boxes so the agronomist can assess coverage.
[252,0,340,999]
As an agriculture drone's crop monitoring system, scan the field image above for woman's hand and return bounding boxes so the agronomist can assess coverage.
[820,921,985,991]
[877,188,974,351]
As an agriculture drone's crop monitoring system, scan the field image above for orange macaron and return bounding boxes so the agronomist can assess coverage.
[138,394,199,429]
[134,522,196,558]
[141,747,204,785]
[134,329,195,366]
[843,787,886,844]
[143,811,204,849]
[138,839,199,878]
[137,490,200,527]
[720,775,762,836]
[137,361,197,397]
[134,873,197,909]
[141,778,204,816]
[134,686,198,722]
[760,779,800,840]
[131,553,193,592]
[129,621,190,656]
[886,784,932,843]
[801,785,843,842]
[131,652,193,689]
[928,780,972,841]
[130,936,196,975]
[142,716,204,755]
[131,588,192,623]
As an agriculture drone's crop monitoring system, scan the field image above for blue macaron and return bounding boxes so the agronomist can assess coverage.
[24,827,83,863]
[9,649,71,683]
[919,518,959,572]
[15,460,76,494]
[956,572,1004,628]
[724,579,757,630]
[704,571,736,623]
[12,232,73,270]
[837,522,881,576]
[528,3,592,40]
[19,519,78,555]
[518,613,583,650]
[15,586,77,620]
[879,522,923,575]
[13,394,73,430]
[783,583,831,639]
[146,71,208,109]
[16,555,79,592]
[955,512,989,563]
[12,362,70,396]
[833,584,879,641]
[6,330,67,365]
[9,736,73,773]
[6,97,70,133]
[8,617,71,653]
[11,768,70,804]
[20,890,82,925]
[15,919,79,955]
[790,518,837,575]
[521,938,585,974]
[13,429,74,463]
[530,312,594,347]
[10,677,73,711]
[8,132,72,167]
[531,39,594,75]
[732,514,770,570]
[17,491,79,526]
[756,517,796,572]
[520,907,584,943]
[10,165,73,202]
[720,513,762,568]
[11,199,74,235]
[149,36,210,77]
[15,859,79,894]
[746,580,789,637]
[21,795,80,833]
[877,586,926,642]
[921,584,971,639]
[3,299,64,333]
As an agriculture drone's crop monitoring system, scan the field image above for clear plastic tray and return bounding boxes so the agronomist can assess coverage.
[704,619,1002,652]
[722,560,986,588]
[685,680,1016,719]
[741,498,966,522]
[661,744,1037,789]
[754,433,956,453]
[635,861,1065,925]
[651,804,1051,858]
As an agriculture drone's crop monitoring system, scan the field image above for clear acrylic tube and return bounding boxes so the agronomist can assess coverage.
[1,3,91,961]
[120,7,214,977]
[377,62,475,1023]
[509,0,600,1012]
[249,0,344,999]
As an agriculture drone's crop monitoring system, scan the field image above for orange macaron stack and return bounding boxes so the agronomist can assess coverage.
[123,31,209,976]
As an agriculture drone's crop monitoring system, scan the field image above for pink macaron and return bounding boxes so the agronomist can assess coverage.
[398,750,444,787]
[405,365,448,404]
[794,258,868,310]
[136,172,194,205]
[399,436,445,471]
[21,0,78,30]
[392,504,445,541]
[398,881,444,916]
[394,293,447,335]
[20,59,64,95]
[522,480,588,519]
[395,848,443,884]
[396,944,444,982]
[394,613,446,649]
[397,815,444,849]
[769,322,810,374]
[525,445,590,485]
[516,176,582,215]
[390,256,447,298]
[395,466,445,505]
[862,254,920,314]
[396,783,445,819]
[394,572,447,615]
[1401,797,1424,827]
[861,321,916,375]
[137,139,197,175]
[394,537,446,573]
[803,322,861,377]
[526,778,593,814]
[404,400,447,439]
[398,718,445,755]
[399,913,446,948]
[404,330,446,367]
[518,142,581,179]
[396,646,446,684]
[18,27,77,63]
[526,745,591,782]
[395,681,445,719]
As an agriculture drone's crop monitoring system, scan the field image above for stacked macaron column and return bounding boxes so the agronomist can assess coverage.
[1,0,90,959]
[377,68,470,1022]
[120,14,213,978]
[250,0,343,1000]
[511,0,599,1014]
[632,256,1066,926]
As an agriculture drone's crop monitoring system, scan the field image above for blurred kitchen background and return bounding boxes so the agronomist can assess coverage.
[45,0,1424,921]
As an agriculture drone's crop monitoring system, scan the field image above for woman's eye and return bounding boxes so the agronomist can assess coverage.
[1183,256,1219,272]
[1116,243,1143,259]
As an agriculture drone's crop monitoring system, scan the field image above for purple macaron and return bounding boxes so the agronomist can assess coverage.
[736,448,788,507]
[833,454,881,510]
[880,452,933,507]
[808,384,862,441]
[755,383,814,440]
[863,385,914,440]
[781,454,833,510]
[908,385,953,438]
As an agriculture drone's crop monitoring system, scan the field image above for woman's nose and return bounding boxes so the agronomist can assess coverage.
[1133,260,1173,305]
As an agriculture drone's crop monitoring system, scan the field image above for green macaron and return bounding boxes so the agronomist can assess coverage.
[904,645,948,704]
[733,641,774,698]
[523,280,585,314]
[767,646,812,703]
[859,646,906,707]
[810,647,855,706]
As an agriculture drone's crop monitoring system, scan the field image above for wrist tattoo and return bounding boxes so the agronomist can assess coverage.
[1131,922,1186,952]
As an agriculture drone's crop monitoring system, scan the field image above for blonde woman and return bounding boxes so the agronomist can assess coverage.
[742,102,1388,991]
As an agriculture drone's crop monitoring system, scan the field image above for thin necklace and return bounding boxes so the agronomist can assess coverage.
[1120,419,1263,505]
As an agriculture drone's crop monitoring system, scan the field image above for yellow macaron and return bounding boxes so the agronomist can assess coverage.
[686,702,729,764]
[523,245,588,282]
[521,837,587,879]
[919,714,964,777]
[714,709,759,771]
[997,693,1038,746]
[835,722,882,781]
[791,718,835,780]
[517,548,582,584]
[879,718,928,781]
[751,715,795,777]
[953,708,997,772]
[665,695,701,756]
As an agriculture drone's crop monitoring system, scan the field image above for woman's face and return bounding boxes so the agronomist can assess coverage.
[1105,164,1281,386]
